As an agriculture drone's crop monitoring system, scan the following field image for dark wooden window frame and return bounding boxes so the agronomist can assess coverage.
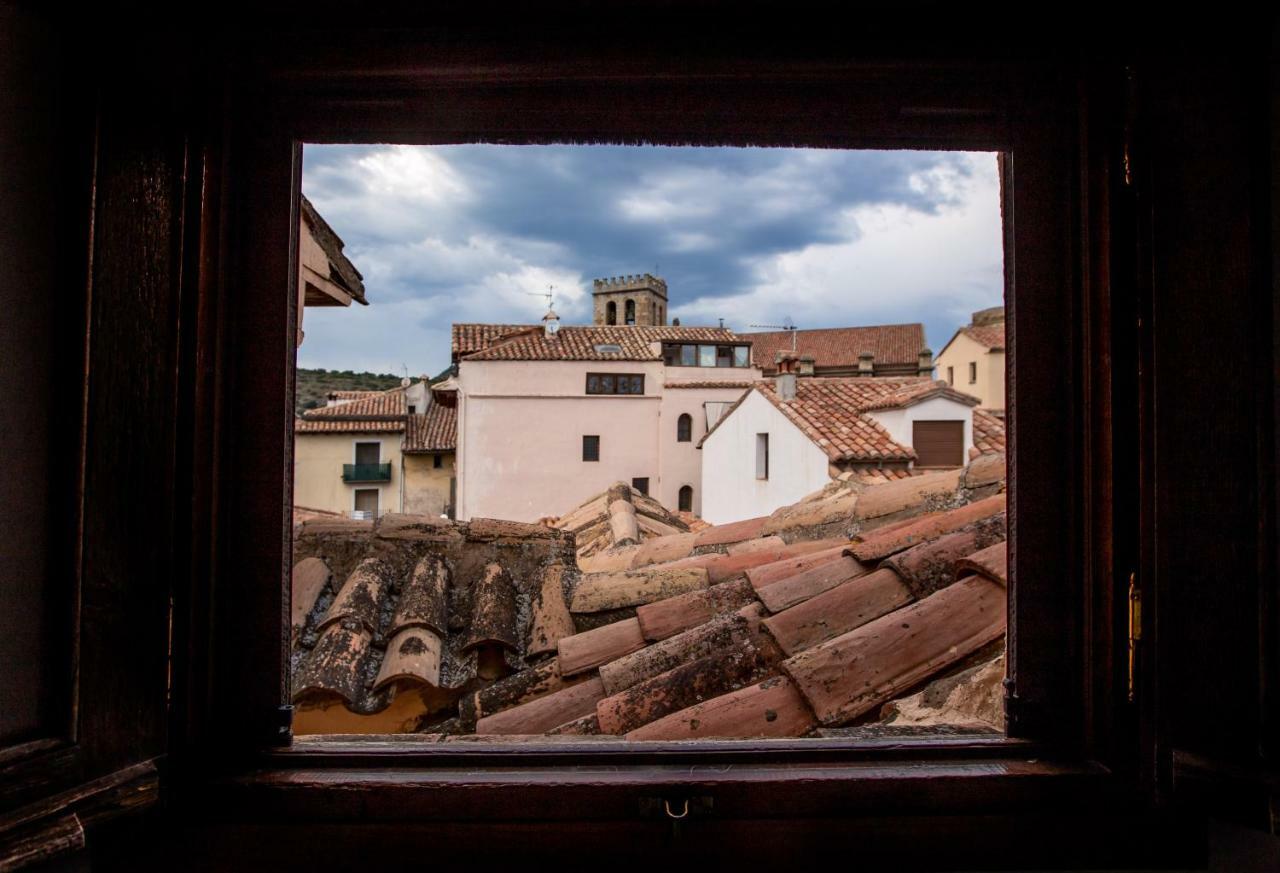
[676,413,693,442]
[154,36,1147,847]
[586,372,645,395]
[582,435,600,462]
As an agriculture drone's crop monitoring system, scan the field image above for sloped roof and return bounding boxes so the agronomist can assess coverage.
[971,408,1006,458]
[746,324,926,371]
[457,324,742,362]
[404,404,458,452]
[963,323,1005,351]
[291,455,1010,738]
[295,387,407,434]
[702,377,979,463]
[300,195,366,305]
[938,319,1006,360]
[452,324,533,361]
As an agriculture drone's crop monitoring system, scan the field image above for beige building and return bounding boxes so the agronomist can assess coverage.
[403,381,458,517]
[294,379,459,519]
[935,306,1006,410]
[452,297,763,522]
[296,194,366,346]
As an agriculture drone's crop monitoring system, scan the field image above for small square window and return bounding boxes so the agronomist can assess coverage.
[583,435,600,462]
[631,477,649,496]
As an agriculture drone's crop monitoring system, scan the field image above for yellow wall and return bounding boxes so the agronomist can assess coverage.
[936,331,1005,410]
[293,431,402,516]
[404,451,456,517]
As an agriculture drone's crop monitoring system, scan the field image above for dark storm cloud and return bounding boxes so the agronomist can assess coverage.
[297,144,1000,374]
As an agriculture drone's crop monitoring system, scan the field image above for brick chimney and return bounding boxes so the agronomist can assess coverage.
[917,347,934,376]
[857,351,875,375]
[775,351,799,400]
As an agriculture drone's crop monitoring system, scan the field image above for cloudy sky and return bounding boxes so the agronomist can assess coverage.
[298,144,1004,377]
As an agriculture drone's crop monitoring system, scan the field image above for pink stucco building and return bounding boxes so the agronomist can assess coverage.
[450,276,764,521]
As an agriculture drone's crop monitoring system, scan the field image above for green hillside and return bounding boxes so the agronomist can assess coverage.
[295,368,403,414]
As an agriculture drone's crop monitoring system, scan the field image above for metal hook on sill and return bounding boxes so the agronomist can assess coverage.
[663,798,690,820]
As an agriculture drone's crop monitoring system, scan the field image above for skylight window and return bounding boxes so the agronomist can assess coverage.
[593,343,623,353]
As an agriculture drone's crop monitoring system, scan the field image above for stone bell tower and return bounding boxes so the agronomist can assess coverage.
[592,273,668,326]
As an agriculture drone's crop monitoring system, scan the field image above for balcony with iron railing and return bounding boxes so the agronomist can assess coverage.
[342,462,392,483]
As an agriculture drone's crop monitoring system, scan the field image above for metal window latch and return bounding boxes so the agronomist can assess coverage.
[1127,572,1142,703]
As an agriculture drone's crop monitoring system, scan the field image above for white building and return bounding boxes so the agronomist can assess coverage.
[699,365,981,524]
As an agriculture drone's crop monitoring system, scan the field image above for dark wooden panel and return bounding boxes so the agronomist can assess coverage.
[0,5,59,749]
[77,73,188,773]
[913,421,964,467]
[1145,57,1270,782]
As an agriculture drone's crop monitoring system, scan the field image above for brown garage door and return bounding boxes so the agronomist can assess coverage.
[913,420,964,467]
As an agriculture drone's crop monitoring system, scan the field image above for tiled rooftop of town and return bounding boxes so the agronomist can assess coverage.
[290,449,1008,738]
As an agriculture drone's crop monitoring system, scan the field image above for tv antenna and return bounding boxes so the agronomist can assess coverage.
[749,316,799,352]
[525,285,555,311]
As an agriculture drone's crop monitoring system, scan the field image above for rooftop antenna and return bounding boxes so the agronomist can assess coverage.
[524,285,555,311]
[749,315,799,352]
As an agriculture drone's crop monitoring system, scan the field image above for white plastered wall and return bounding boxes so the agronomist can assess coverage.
[699,390,830,525]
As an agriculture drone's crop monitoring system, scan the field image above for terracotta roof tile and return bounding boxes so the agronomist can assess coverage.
[451,323,533,360]
[971,408,1006,457]
[746,324,926,372]
[962,323,1005,351]
[458,324,741,362]
[295,386,408,434]
[404,404,457,452]
[303,386,406,418]
[752,378,938,463]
